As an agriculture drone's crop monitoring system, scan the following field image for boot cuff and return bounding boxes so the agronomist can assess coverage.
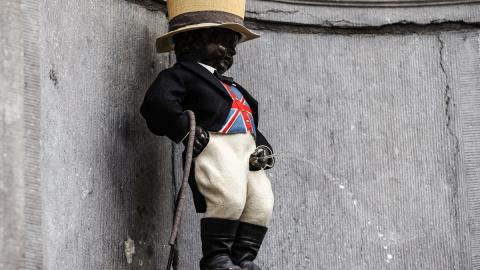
[237,221,268,243]
[201,218,240,237]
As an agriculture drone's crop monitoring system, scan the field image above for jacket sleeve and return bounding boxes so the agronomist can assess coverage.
[255,129,275,169]
[140,69,190,143]
[255,129,272,150]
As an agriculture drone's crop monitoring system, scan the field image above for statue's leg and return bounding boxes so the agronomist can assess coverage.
[199,218,243,270]
[231,170,274,270]
[194,132,256,270]
[238,170,274,226]
[230,221,268,270]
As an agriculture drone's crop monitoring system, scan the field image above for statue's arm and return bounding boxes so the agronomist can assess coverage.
[140,69,190,143]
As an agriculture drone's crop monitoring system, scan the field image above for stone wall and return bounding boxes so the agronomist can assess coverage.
[1,0,480,269]
[1,1,26,269]
[175,1,480,269]
[176,28,480,270]
[40,1,173,269]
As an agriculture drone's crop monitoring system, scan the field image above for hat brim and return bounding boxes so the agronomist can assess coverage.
[155,23,260,53]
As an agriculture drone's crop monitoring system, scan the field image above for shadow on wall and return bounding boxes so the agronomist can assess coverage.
[100,23,173,268]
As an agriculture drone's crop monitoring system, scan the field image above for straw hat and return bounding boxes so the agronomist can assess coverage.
[155,0,260,53]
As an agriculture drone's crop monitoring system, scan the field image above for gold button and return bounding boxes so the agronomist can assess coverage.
[246,120,250,123]
[235,98,239,100]
[242,109,245,112]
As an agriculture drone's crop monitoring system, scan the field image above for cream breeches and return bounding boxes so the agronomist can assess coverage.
[194,132,274,227]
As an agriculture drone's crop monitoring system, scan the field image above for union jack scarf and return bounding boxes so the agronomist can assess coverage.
[218,82,257,136]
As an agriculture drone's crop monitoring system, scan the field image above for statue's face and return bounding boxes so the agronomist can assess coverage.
[201,28,240,74]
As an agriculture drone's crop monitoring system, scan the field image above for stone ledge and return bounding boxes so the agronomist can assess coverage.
[261,0,480,8]
[136,0,480,28]
[245,20,480,35]
[247,0,480,27]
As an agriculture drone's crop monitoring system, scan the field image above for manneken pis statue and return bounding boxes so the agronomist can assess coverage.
[140,1,275,269]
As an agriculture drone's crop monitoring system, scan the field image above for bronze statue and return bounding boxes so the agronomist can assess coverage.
[140,1,275,269]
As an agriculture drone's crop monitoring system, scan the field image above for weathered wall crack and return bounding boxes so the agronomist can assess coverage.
[438,34,460,222]
[246,9,300,15]
[438,34,459,163]
[437,34,452,132]
[246,19,480,35]
[126,0,167,12]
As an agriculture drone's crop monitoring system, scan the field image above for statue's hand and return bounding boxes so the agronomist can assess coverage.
[193,126,210,157]
[249,146,273,171]
[184,126,210,158]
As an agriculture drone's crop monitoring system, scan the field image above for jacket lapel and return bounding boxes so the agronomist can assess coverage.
[179,61,231,98]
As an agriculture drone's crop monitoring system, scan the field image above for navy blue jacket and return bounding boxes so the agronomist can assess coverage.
[140,61,273,212]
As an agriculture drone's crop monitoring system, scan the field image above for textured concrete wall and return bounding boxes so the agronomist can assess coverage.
[175,29,480,270]
[2,0,480,269]
[169,2,480,269]
[40,0,173,269]
[22,0,43,268]
[1,0,42,269]
[0,1,26,269]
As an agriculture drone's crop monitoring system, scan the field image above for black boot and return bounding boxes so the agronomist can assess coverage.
[200,218,242,270]
[231,222,268,270]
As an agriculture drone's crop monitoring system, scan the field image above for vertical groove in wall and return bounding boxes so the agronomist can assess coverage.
[21,0,42,269]
[461,31,480,268]
[1,0,26,269]
[440,31,474,270]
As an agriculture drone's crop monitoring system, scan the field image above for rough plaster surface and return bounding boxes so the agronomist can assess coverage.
[174,30,479,269]
[22,0,43,268]
[454,32,480,267]
[247,0,480,27]
[0,1,26,269]
[2,0,479,269]
[40,0,173,269]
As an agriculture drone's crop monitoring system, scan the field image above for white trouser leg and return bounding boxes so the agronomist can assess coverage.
[194,132,274,226]
[239,170,274,226]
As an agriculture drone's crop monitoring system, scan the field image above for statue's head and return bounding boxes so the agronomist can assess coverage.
[173,27,241,74]
[155,0,259,54]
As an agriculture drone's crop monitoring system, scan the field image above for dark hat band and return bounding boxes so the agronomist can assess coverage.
[169,11,244,32]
